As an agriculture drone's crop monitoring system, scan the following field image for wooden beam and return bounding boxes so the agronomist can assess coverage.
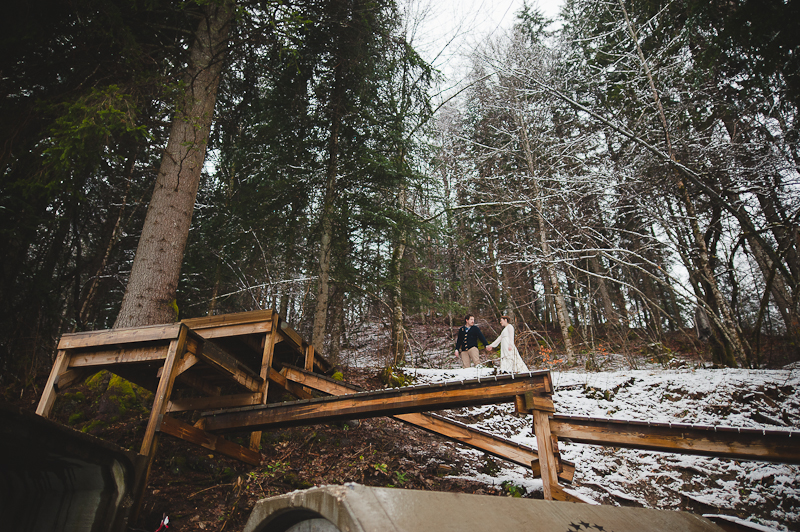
[140,325,189,456]
[182,310,275,339]
[202,371,550,433]
[69,345,168,368]
[167,393,262,413]
[268,368,313,400]
[36,350,71,418]
[53,368,92,393]
[132,324,191,521]
[550,415,800,464]
[57,323,183,350]
[275,366,574,482]
[159,415,260,465]
[278,325,304,353]
[533,409,558,501]
[249,312,280,450]
[303,344,315,372]
[515,392,554,413]
[530,457,575,484]
[394,412,573,484]
[186,338,263,392]
[182,309,274,330]
[174,353,200,376]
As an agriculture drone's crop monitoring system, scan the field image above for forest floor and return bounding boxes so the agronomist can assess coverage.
[10,321,800,532]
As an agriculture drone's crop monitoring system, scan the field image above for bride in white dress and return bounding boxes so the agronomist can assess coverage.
[487,316,529,373]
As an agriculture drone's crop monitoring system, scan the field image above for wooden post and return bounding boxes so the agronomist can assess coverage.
[133,324,189,520]
[530,371,557,501]
[304,343,315,372]
[249,311,280,451]
[36,350,71,418]
[533,409,558,500]
[140,326,188,456]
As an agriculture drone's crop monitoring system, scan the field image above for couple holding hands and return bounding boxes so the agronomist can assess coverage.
[454,314,528,373]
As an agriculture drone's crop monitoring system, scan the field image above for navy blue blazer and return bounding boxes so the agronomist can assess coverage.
[455,325,488,351]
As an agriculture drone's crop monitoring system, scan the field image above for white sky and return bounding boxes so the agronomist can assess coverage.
[402,0,564,85]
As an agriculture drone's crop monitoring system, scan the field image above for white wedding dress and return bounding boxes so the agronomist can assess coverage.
[488,324,529,373]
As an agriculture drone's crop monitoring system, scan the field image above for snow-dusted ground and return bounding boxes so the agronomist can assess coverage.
[402,364,800,532]
[339,322,799,530]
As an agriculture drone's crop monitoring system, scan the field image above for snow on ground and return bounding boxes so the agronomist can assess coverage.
[403,364,800,531]
[339,322,799,530]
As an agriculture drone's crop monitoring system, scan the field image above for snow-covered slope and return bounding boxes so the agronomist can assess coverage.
[405,365,800,531]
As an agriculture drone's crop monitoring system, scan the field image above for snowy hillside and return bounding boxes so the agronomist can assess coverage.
[403,364,800,531]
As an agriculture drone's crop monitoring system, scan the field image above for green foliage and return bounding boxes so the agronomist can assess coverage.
[501,480,528,498]
[42,85,149,178]
[379,366,415,388]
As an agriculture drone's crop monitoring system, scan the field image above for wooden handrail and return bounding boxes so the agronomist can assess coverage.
[551,414,800,464]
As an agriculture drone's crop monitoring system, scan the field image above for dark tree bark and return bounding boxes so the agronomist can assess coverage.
[115,0,234,328]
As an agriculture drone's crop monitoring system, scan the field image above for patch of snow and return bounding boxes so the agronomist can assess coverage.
[405,365,800,531]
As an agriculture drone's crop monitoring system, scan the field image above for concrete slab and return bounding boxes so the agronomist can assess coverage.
[243,483,726,532]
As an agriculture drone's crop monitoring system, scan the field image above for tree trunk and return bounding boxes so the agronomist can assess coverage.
[618,0,749,365]
[328,285,344,366]
[311,64,343,352]
[590,254,619,327]
[115,0,234,328]
[390,186,407,365]
[515,112,575,362]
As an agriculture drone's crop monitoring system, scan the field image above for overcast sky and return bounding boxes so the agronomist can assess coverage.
[403,0,563,84]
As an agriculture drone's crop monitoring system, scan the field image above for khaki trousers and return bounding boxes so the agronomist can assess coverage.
[459,346,480,368]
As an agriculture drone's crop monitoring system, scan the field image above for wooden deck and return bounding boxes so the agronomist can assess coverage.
[35,309,800,517]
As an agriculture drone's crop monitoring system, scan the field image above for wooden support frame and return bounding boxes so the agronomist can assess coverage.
[274,365,575,483]
[249,311,281,451]
[202,371,551,433]
[36,350,72,418]
[36,313,296,520]
[39,310,799,513]
[512,373,572,502]
[532,409,559,500]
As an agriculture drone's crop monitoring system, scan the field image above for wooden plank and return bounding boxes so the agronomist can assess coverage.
[275,367,575,481]
[167,393,262,413]
[533,409,558,500]
[53,368,92,392]
[68,345,168,368]
[181,309,274,330]
[57,323,183,350]
[175,372,222,397]
[550,483,589,503]
[304,344,315,372]
[159,415,260,465]
[250,312,280,450]
[36,350,71,418]
[202,372,550,433]
[550,415,800,464]
[140,325,189,456]
[268,368,314,400]
[190,339,263,392]
[516,392,554,413]
[184,322,273,339]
